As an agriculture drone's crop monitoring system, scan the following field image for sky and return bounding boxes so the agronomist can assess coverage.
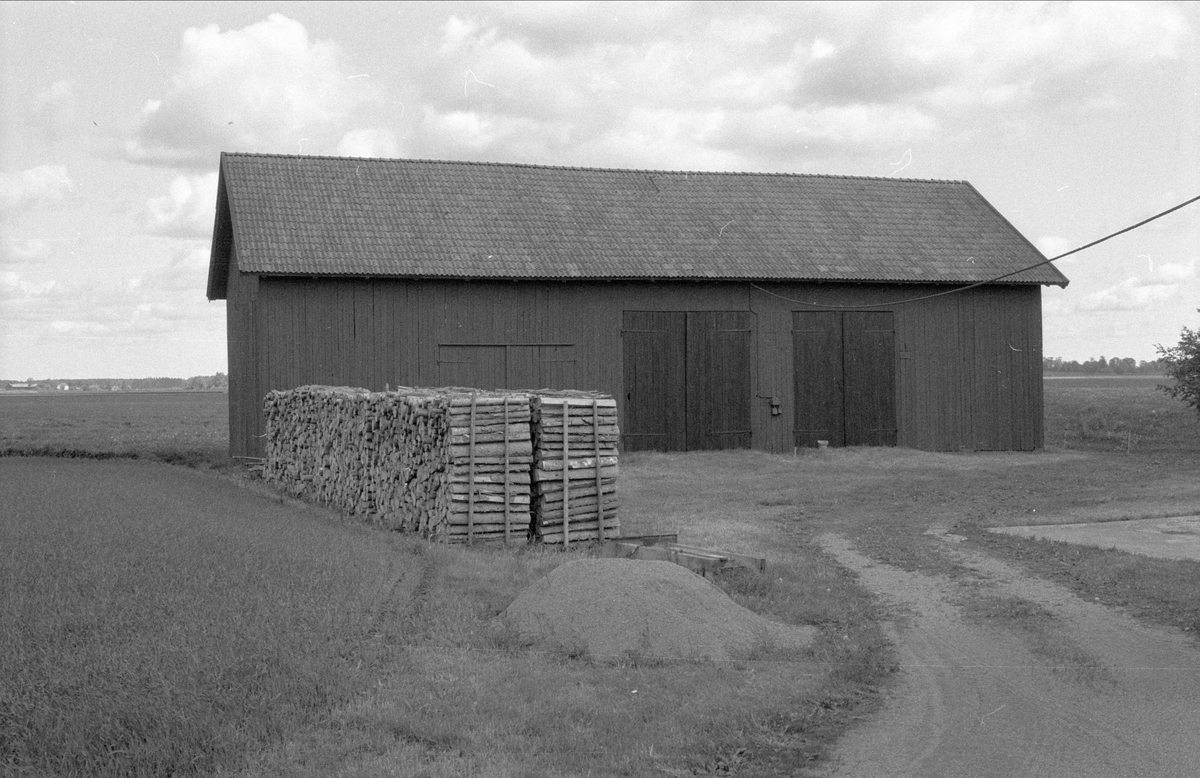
[1,1,1198,380]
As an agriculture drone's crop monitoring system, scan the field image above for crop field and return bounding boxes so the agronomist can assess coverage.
[0,391,228,467]
[2,379,1198,777]
[1043,375,1196,454]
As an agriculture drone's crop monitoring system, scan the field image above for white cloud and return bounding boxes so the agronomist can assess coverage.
[1,238,53,265]
[906,2,1191,111]
[810,39,837,61]
[336,128,402,159]
[0,272,57,305]
[4,242,215,341]
[126,14,376,166]
[1147,260,1196,284]
[1077,277,1181,312]
[0,165,73,211]
[418,107,572,158]
[440,15,485,54]
[710,104,937,156]
[30,80,77,143]
[410,3,1193,169]
[480,2,693,51]
[152,245,212,294]
[145,173,219,237]
[1036,236,1075,262]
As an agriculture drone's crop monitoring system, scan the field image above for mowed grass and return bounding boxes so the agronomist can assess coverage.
[241,543,892,778]
[2,453,893,777]
[0,457,428,777]
[0,392,229,468]
[981,376,1200,638]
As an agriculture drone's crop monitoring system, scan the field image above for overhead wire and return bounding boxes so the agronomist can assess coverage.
[750,192,1200,309]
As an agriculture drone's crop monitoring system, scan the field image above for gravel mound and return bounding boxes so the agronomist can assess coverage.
[501,558,816,662]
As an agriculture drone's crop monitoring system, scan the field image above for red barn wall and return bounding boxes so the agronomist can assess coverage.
[223,269,1044,458]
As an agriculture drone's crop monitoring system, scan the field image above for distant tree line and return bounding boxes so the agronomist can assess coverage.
[3,373,228,391]
[1042,357,1164,375]
[182,373,229,390]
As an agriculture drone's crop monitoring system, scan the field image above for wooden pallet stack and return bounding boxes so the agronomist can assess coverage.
[262,386,532,544]
[531,392,620,545]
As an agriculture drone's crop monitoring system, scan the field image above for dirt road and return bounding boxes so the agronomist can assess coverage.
[813,533,1200,778]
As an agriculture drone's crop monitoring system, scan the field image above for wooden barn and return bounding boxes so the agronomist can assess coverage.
[206,152,1068,459]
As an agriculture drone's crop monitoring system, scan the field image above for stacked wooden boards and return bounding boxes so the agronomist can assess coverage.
[262,386,619,545]
[531,392,620,545]
[262,386,532,543]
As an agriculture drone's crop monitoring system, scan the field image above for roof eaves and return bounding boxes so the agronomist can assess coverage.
[205,159,233,300]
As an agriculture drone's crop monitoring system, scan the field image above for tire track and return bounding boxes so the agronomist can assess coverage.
[813,533,1200,778]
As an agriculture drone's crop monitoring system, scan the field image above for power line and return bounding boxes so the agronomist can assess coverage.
[751,192,1200,310]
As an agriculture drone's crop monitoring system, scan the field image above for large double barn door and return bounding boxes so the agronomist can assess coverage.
[622,311,752,452]
[793,311,897,447]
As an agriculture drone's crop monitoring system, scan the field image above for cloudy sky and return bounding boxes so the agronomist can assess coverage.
[2,1,1198,379]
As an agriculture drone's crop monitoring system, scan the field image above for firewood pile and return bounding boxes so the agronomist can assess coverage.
[444,392,533,544]
[262,386,532,543]
[262,386,618,545]
[531,393,620,545]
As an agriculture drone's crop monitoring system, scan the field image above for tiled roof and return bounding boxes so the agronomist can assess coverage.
[208,152,1068,298]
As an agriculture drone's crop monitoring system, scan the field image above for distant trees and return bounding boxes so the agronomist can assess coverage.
[1156,326,1200,417]
[184,372,228,391]
[2,374,230,391]
[1042,356,1164,375]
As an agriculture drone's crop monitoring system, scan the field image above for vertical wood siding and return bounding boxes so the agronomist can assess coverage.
[225,275,1045,458]
[621,311,687,451]
[842,312,897,447]
[792,311,845,447]
[685,311,753,450]
[223,246,259,459]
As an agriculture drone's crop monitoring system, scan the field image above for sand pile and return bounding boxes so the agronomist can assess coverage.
[500,558,816,662]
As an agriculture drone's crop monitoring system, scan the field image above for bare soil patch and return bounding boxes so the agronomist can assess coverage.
[500,557,816,662]
[813,533,1200,778]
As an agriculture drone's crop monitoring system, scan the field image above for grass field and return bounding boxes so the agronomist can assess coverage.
[0,391,228,468]
[2,379,1198,776]
[1,393,893,777]
[1043,375,1194,454]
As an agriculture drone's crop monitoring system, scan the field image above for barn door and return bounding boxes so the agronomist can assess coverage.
[793,311,896,447]
[686,311,752,450]
[621,311,751,452]
[792,312,845,447]
[622,311,687,451]
[843,312,897,445]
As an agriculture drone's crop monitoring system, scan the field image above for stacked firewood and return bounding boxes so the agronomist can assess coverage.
[443,393,532,543]
[262,386,532,543]
[531,392,620,545]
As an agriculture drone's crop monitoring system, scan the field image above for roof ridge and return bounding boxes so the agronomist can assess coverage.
[219,151,969,186]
